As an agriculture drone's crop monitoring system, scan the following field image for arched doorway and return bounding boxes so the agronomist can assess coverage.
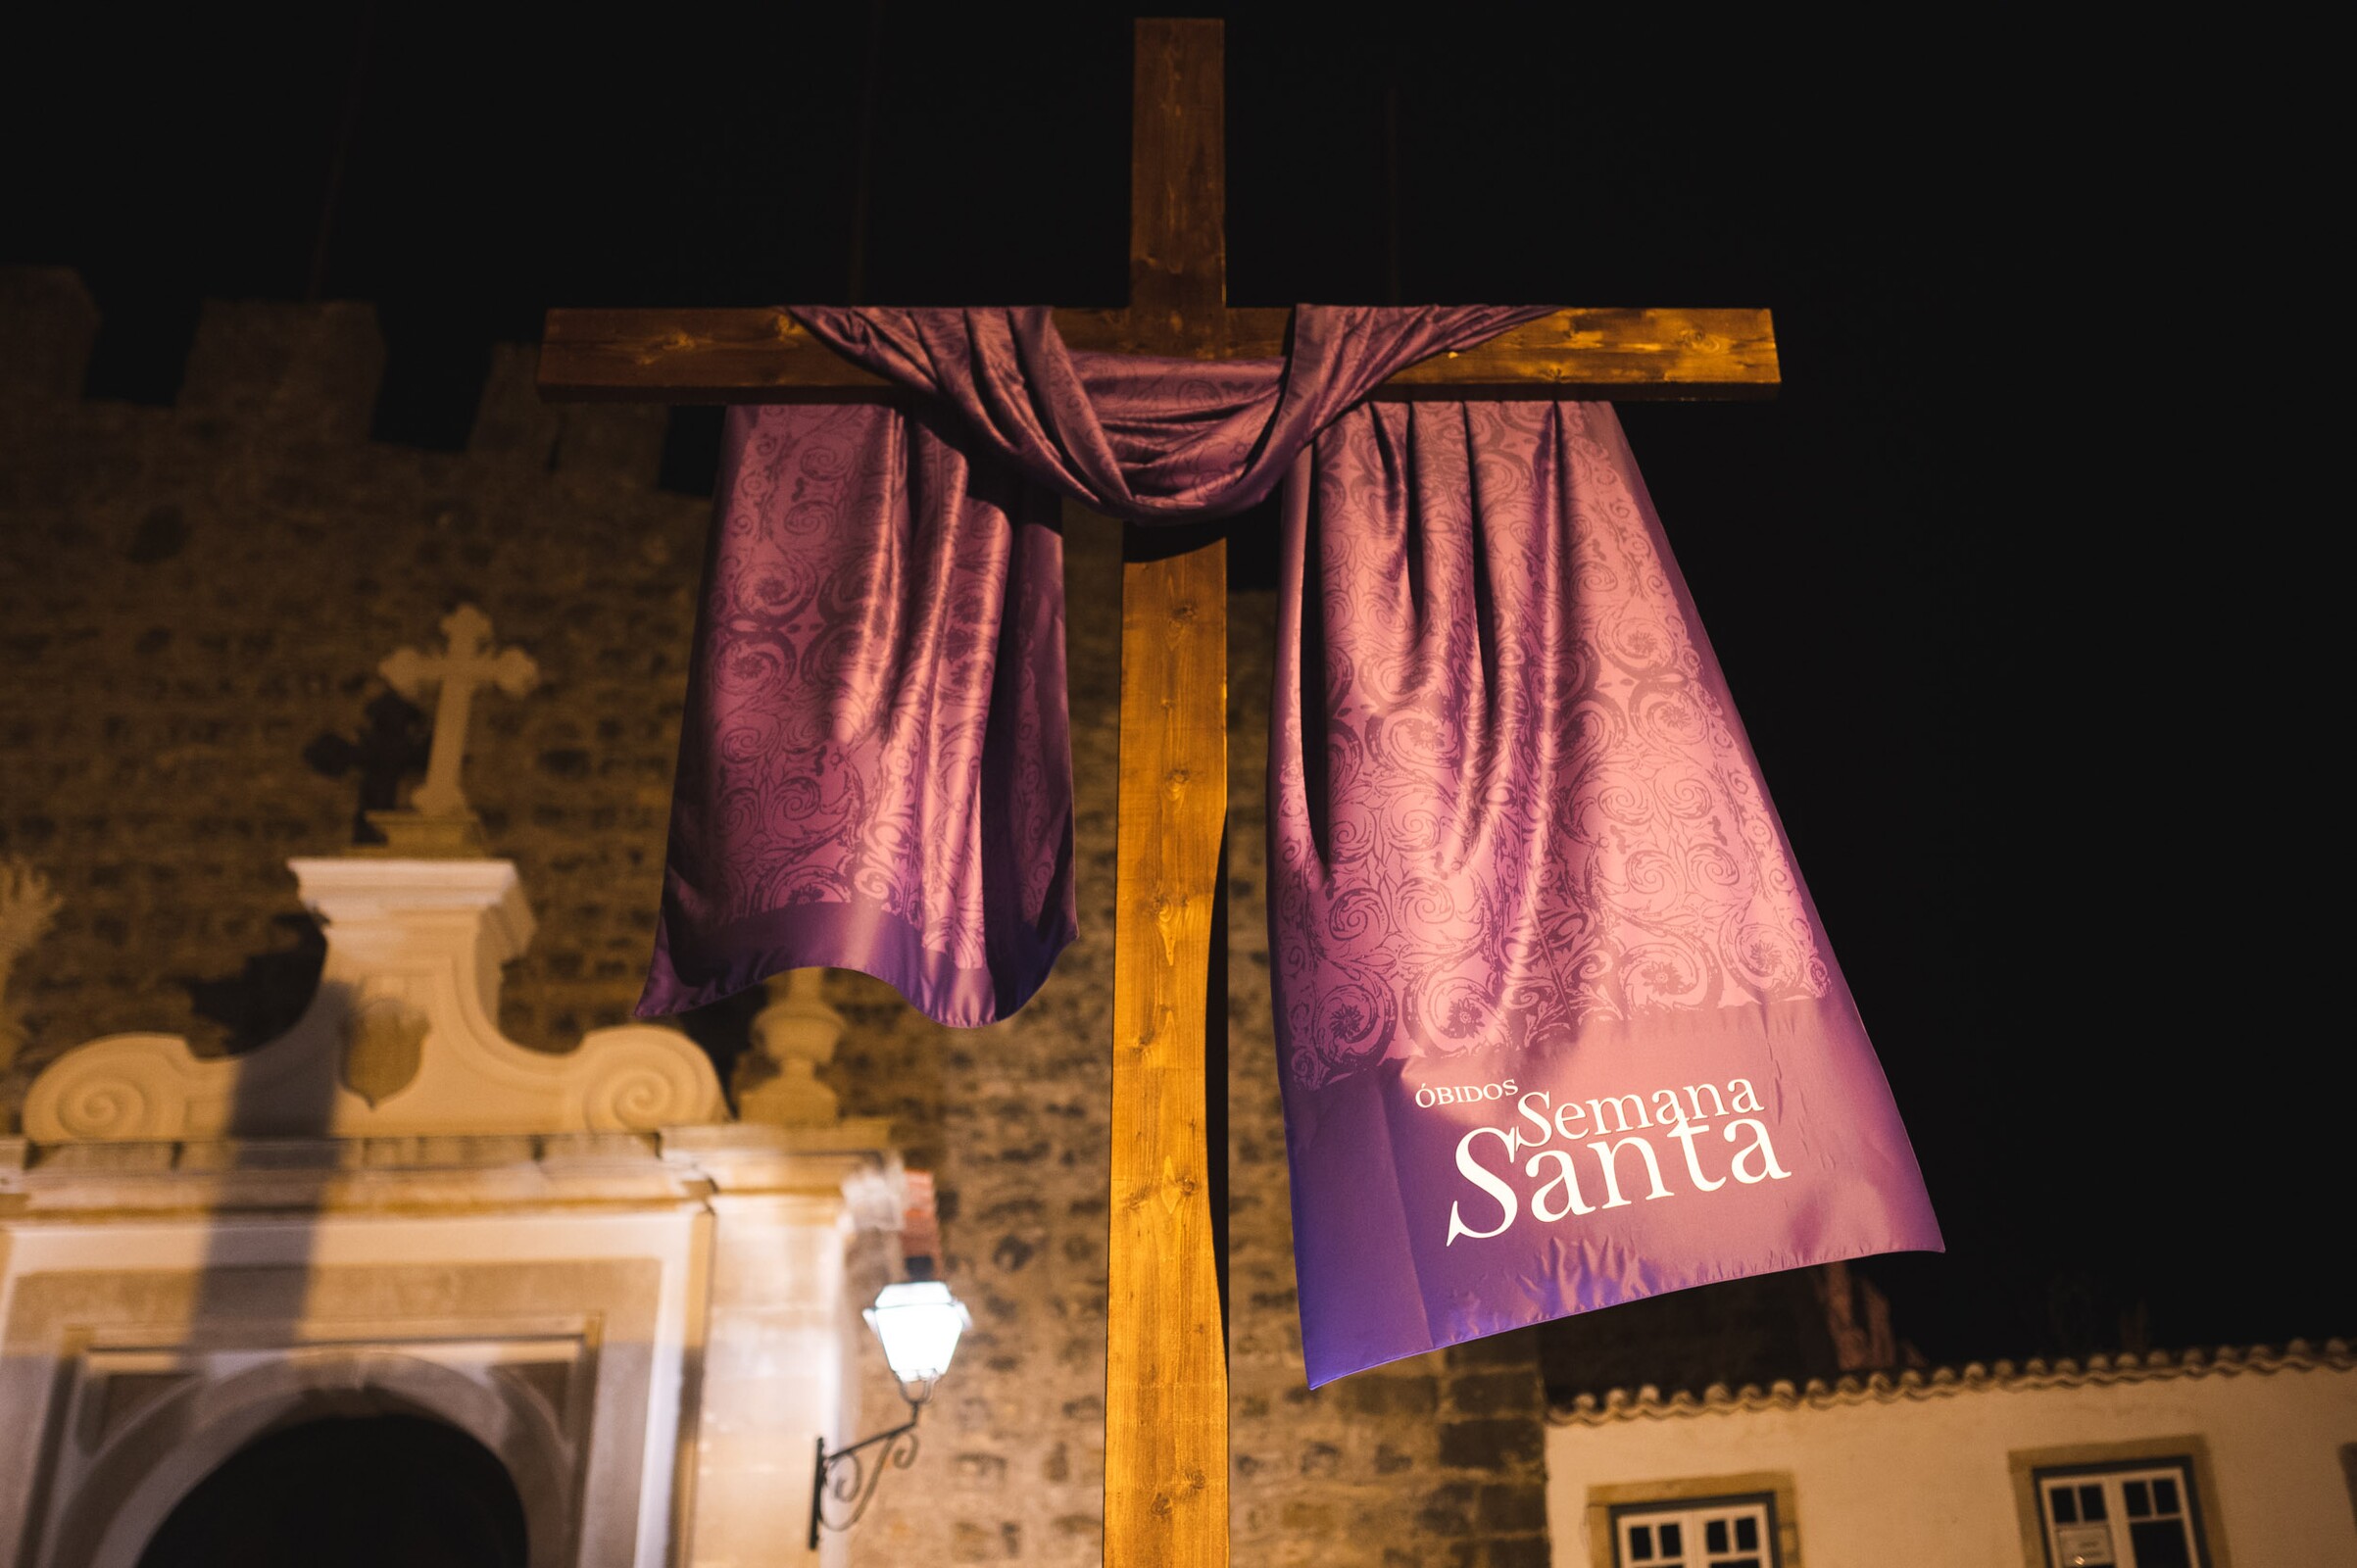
[134,1413,527,1568]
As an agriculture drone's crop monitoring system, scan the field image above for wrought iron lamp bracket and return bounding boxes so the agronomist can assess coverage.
[808,1385,933,1549]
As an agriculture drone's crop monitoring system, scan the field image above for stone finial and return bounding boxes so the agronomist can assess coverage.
[0,269,100,400]
[367,605,540,857]
[734,969,845,1127]
[0,858,63,1072]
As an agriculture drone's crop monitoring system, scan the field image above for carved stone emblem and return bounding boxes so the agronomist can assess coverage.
[340,993,429,1107]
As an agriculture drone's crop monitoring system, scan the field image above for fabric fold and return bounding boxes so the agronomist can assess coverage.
[791,304,1554,519]
[640,306,1547,1025]
[1271,400,1941,1383]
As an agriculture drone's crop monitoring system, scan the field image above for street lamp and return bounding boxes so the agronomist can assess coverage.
[810,1281,973,1547]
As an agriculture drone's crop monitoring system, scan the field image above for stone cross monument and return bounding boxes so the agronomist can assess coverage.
[370,603,540,855]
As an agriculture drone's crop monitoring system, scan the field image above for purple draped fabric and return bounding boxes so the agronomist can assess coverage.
[642,305,1940,1385]
[1273,400,1941,1383]
[637,397,1074,1025]
[640,306,1548,1022]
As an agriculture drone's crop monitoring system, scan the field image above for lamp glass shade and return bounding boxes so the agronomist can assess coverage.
[863,1281,971,1386]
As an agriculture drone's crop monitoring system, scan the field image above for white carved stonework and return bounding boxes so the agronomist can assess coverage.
[23,858,722,1142]
[735,968,845,1127]
[379,604,540,820]
[366,605,540,858]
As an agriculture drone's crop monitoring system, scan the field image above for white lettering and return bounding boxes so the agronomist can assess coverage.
[1665,1117,1726,1192]
[1589,1094,1650,1135]
[1447,1127,1519,1243]
[1515,1092,1553,1152]
[1724,1117,1791,1184]
[1524,1150,1594,1220]
[1589,1136,1674,1207]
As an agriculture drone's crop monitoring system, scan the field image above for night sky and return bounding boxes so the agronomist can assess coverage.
[9,7,2336,1367]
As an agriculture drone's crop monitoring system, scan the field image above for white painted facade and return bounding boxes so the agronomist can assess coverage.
[1546,1345,2357,1567]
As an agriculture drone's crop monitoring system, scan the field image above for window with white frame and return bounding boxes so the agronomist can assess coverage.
[2036,1459,2207,1568]
[1612,1493,1776,1568]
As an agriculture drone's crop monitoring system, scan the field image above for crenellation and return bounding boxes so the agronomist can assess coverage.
[468,341,565,467]
[0,268,101,399]
[176,297,385,441]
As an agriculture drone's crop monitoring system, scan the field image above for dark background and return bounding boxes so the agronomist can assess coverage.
[7,5,2336,1371]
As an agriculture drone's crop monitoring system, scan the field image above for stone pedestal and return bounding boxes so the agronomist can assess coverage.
[735,970,846,1128]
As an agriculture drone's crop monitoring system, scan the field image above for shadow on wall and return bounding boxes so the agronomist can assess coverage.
[302,692,432,849]
[176,913,326,1058]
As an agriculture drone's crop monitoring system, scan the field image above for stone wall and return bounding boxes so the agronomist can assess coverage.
[0,271,691,1086]
[0,270,1550,1564]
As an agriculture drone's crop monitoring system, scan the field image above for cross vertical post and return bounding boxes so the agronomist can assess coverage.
[1105,21,1230,1566]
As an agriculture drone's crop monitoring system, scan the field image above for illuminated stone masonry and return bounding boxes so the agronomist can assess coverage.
[2,589,906,1564]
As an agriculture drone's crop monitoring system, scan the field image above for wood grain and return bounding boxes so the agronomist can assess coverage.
[1105,24,1230,1568]
[1376,306,1778,398]
[536,303,1776,401]
[1128,18,1228,348]
[1106,528,1228,1568]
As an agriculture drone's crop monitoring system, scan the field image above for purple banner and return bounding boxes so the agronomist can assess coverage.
[1271,401,1941,1385]
[639,308,1939,1385]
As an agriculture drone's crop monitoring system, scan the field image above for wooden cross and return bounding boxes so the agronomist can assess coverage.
[377,603,541,820]
[539,20,1778,1564]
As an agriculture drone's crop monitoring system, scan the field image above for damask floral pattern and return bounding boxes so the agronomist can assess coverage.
[638,400,1075,1026]
[640,309,1939,1386]
[642,306,1549,1026]
[1270,401,1831,1088]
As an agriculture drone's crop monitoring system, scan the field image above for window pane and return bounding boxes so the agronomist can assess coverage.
[1705,1518,1729,1553]
[2129,1518,2195,1568]
[1725,1560,1761,1568]
[2080,1484,2108,1521]
[2124,1479,2151,1517]
[1630,1524,1654,1561]
[1735,1515,1759,1550]
[2050,1487,2079,1524]
[2152,1475,2181,1514]
[1660,1522,1683,1556]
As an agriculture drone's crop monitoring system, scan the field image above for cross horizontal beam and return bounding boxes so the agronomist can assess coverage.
[536,304,1778,403]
